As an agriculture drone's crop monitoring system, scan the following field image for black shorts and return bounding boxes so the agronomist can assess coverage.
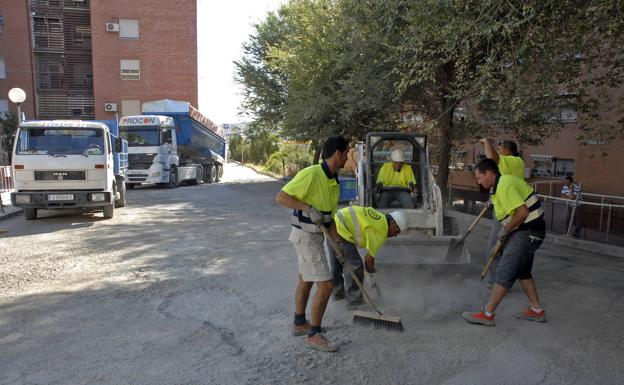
[495,229,545,289]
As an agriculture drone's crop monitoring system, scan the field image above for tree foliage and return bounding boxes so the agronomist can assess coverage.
[0,112,18,165]
[235,0,624,192]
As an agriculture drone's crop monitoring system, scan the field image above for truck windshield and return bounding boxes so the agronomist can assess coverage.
[119,126,161,146]
[15,128,105,156]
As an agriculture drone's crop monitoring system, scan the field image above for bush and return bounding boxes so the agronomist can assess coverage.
[264,142,314,176]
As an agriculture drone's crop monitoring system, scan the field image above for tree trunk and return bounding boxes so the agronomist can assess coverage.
[436,103,454,204]
[312,142,321,164]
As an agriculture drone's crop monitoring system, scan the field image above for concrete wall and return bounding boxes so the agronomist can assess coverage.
[90,0,198,120]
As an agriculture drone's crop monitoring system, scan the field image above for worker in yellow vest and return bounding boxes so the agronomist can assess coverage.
[479,138,526,285]
[376,149,417,208]
[330,206,407,305]
[276,135,349,352]
[463,158,546,326]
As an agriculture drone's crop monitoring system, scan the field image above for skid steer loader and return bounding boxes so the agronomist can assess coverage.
[354,132,470,264]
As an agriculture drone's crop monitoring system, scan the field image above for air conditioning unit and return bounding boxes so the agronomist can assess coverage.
[105,22,119,32]
[104,102,117,112]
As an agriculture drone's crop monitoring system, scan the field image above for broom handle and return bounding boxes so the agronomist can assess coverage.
[319,225,384,315]
[459,201,491,242]
[480,239,504,279]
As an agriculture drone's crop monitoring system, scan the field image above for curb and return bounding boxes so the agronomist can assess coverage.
[0,207,23,221]
[447,209,624,259]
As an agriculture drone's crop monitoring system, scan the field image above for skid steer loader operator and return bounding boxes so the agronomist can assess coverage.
[376,149,417,208]
[330,206,407,304]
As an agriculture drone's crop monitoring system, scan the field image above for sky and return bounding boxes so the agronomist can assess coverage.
[197,0,284,125]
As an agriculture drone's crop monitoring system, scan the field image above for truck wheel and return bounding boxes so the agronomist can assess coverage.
[116,181,127,207]
[103,203,115,219]
[215,165,223,182]
[208,165,216,183]
[192,166,202,185]
[167,167,178,189]
[24,208,37,220]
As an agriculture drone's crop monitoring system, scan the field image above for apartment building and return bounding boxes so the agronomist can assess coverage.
[0,0,197,122]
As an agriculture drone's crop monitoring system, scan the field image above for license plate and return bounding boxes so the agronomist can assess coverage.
[48,194,74,201]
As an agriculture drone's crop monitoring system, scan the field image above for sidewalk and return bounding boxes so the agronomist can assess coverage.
[1,191,22,221]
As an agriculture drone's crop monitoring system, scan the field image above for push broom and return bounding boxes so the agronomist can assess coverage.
[319,226,403,331]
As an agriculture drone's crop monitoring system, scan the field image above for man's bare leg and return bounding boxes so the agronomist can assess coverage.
[295,274,313,315]
[310,280,333,326]
[518,278,541,309]
[485,284,509,313]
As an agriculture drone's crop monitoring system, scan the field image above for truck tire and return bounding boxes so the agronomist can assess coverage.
[191,166,202,185]
[24,208,37,220]
[215,165,223,182]
[208,165,216,183]
[116,180,127,207]
[167,167,178,189]
[103,203,114,219]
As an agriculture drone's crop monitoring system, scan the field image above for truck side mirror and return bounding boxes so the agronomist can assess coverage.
[162,129,172,144]
[115,137,123,153]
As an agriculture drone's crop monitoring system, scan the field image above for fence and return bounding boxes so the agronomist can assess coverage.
[532,181,624,247]
[451,180,624,247]
[0,166,13,192]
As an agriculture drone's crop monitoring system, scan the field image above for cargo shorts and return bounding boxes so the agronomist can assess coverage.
[495,229,545,289]
[288,227,332,282]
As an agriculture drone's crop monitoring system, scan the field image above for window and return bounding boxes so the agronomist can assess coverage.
[121,100,141,116]
[120,59,140,80]
[119,19,139,39]
[554,158,574,178]
[0,58,5,79]
[0,100,9,117]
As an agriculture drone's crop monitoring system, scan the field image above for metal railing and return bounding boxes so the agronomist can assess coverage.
[0,166,13,192]
[531,180,624,246]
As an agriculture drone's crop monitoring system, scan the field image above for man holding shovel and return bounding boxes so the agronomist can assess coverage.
[276,135,348,352]
[479,138,526,285]
[463,158,547,326]
[330,206,407,305]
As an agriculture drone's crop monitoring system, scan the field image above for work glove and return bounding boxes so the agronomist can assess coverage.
[365,254,376,273]
[307,205,324,225]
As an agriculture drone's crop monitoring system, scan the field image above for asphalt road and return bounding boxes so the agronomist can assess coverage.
[1,163,623,385]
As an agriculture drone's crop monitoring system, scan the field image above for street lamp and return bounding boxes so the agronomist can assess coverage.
[8,87,26,123]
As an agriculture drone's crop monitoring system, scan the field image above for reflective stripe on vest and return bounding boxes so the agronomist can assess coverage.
[501,192,544,227]
[291,209,332,232]
[336,207,363,246]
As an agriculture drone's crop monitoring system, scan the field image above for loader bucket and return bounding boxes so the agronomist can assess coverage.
[376,234,471,264]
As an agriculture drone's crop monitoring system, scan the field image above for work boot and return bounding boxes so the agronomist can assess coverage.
[304,333,338,352]
[333,286,345,301]
[514,307,546,322]
[462,310,495,326]
[291,323,326,336]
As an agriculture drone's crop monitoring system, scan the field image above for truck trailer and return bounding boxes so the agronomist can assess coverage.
[119,99,226,188]
[11,120,128,220]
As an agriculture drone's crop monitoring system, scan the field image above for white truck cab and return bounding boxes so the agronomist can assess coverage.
[11,120,127,220]
[119,115,178,187]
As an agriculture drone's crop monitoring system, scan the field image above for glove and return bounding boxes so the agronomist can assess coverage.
[365,254,376,273]
[307,205,324,225]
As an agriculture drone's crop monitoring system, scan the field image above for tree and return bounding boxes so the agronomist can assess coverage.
[0,112,18,165]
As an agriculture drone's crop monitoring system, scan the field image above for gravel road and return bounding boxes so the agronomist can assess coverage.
[1,163,623,385]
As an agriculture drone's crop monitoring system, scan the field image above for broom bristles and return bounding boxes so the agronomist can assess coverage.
[353,310,404,332]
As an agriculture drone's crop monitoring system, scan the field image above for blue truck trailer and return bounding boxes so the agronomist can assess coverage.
[119,100,226,188]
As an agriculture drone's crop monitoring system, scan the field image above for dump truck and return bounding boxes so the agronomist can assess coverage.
[355,132,470,263]
[119,99,226,188]
[11,120,128,220]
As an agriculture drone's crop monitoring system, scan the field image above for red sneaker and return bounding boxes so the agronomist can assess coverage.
[304,333,338,352]
[514,308,546,322]
[462,310,495,326]
[291,322,309,336]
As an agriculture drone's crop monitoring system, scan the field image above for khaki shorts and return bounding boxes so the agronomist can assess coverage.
[288,227,332,282]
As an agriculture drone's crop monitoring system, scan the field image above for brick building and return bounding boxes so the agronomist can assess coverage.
[0,0,196,122]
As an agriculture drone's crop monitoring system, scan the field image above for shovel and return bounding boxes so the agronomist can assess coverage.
[480,238,505,280]
[445,201,491,261]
